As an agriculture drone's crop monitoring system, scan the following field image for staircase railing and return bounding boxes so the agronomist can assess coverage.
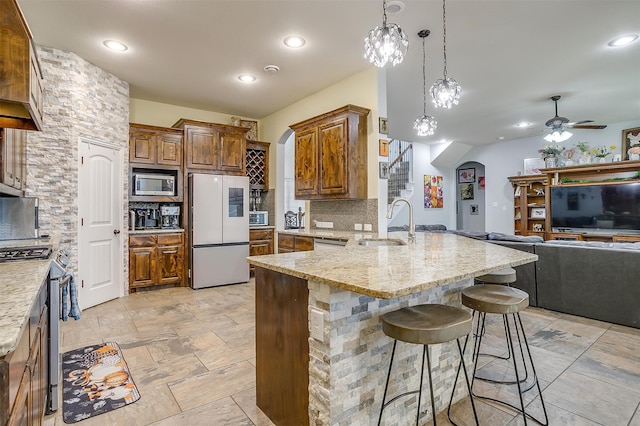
[387,140,413,204]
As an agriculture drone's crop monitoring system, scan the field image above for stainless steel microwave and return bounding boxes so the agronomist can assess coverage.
[249,211,268,227]
[133,173,175,196]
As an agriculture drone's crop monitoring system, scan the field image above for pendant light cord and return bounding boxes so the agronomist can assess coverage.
[442,0,448,79]
[382,0,388,26]
[422,37,427,115]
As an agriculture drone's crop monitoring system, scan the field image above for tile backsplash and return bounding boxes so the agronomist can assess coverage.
[309,199,378,232]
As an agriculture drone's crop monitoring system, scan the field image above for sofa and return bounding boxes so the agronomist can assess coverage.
[395,226,640,329]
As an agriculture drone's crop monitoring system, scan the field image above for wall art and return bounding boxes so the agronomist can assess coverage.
[460,183,474,200]
[458,168,475,183]
[424,175,443,208]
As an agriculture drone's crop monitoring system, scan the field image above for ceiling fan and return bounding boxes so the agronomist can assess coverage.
[545,95,607,131]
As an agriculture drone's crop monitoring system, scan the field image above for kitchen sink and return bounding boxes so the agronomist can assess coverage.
[357,238,406,247]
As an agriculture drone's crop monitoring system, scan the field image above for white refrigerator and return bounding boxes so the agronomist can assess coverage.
[189,173,250,289]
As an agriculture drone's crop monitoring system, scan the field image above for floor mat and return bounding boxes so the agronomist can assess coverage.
[62,342,140,423]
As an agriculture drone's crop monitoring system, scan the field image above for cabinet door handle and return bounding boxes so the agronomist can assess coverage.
[114,229,121,235]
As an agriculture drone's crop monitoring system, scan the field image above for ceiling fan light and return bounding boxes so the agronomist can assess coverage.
[430,77,461,109]
[544,130,573,143]
[363,23,409,67]
[413,115,437,136]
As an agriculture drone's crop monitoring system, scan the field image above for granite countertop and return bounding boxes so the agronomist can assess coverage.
[248,232,537,299]
[129,228,185,235]
[277,228,374,241]
[250,225,275,230]
[0,235,60,357]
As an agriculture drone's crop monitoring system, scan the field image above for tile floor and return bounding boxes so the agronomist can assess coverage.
[44,279,640,426]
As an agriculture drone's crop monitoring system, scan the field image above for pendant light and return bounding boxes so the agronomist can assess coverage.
[414,30,437,137]
[363,0,409,67]
[430,0,461,108]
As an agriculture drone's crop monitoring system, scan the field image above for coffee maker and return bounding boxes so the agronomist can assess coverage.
[160,205,180,229]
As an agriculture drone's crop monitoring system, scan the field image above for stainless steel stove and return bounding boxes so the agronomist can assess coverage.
[0,245,52,262]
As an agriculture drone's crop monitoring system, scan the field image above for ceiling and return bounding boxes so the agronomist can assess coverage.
[17,0,640,146]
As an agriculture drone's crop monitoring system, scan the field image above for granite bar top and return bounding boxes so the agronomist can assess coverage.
[0,235,59,357]
[277,228,375,241]
[248,232,537,299]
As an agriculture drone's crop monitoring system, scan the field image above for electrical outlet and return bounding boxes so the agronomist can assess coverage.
[364,223,372,231]
[310,308,324,342]
[354,223,363,231]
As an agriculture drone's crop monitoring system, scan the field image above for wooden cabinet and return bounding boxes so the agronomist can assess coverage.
[129,124,182,167]
[0,0,43,131]
[173,119,248,175]
[277,233,314,254]
[508,174,549,237]
[1,127,27,191]
[129,232,184,292]
[249,228,275,274]
[1,278,48,426]
[290,105,370,200]
[246,141,270,189]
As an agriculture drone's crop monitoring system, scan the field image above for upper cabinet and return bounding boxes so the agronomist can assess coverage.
[0,0,44,131]
[0,127,27,194]
[290,105,370,200]
[246,140,270,189]
[129,123,182,167]
[173,119,247,175]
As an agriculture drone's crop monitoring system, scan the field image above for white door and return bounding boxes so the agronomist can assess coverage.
[78,138,123,309]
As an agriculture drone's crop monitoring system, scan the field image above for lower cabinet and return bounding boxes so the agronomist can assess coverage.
[249,228,275,274]
[277,233,314,254]
[129,232,184,292]
[2,279,48,426]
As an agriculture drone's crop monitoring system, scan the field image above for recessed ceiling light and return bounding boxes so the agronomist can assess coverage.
[103,40,128,51]
[237,74,256,83]
[608,34,639,47]
[284,36,305,48]
[515,122,531,128]
[385,1,405,14]
[264,65,280,73]
[497,136,505,140]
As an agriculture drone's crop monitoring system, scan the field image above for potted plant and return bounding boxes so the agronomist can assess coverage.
[538,144,565,168]
[592,145,617,163]
[575,141,591,164]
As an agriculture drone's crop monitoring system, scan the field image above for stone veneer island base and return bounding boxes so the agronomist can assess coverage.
[249,232,537,425]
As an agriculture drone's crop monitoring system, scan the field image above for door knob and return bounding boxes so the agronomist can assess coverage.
[114,229,121,235]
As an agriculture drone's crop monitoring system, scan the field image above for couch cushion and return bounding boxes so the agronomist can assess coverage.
[542,240,640,251]
[488,232,544,243]
[446,230,489,240]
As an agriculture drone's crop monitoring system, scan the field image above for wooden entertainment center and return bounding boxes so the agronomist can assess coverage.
[508,160,640,242]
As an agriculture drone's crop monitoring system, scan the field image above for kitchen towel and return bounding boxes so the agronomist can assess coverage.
[62,272,82,321]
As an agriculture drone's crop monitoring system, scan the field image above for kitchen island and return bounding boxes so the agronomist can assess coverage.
[247,231,537,425]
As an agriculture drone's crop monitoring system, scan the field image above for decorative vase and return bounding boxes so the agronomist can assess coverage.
[598,157,607,163]
[564,159,575,167]
[578,153,591,164]
[630,153,640,161]
[544,156,558,168]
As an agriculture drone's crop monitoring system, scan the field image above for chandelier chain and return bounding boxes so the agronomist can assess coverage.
[382,0,388,25]
[442,0,448,79]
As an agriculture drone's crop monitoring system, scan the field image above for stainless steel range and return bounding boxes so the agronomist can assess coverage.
[0,245,52,262]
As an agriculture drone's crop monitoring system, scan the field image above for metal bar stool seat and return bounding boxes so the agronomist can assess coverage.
[461,284,548,426]
[378,304,479,426]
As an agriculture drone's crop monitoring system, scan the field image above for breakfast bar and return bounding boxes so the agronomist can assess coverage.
[247,231,537,425]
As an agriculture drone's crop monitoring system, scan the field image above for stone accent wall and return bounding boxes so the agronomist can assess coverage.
[25,46,129,279]
[308,278,473,425]
[309,198,378,232]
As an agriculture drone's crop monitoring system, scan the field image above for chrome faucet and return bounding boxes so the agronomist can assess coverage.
[386,197,415,243]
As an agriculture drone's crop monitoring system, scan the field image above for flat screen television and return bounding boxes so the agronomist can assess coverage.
[551,182,640,232]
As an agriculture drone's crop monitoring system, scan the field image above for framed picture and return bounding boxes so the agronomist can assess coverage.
[622,126,640,160]
[458,168,475,183]
[379,117,389,135]
[470,204,479,215]
[531,207,546,219]
[379,139,389,157]
[379,161,389,179]
[523,157,545,175]
[532,223,544,232]
[460,183,474,200]
[478,176,485,190]
[424,175,443,208]
[240,119,258,140]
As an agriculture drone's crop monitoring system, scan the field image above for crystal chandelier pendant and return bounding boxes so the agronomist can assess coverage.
[363,0,409,67]
[430,77,461,109]
[414,115,437,136]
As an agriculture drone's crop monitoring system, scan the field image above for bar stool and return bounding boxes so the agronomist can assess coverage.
[474,268,516,285]
[461,285,548,426]
[378,304,479,426]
